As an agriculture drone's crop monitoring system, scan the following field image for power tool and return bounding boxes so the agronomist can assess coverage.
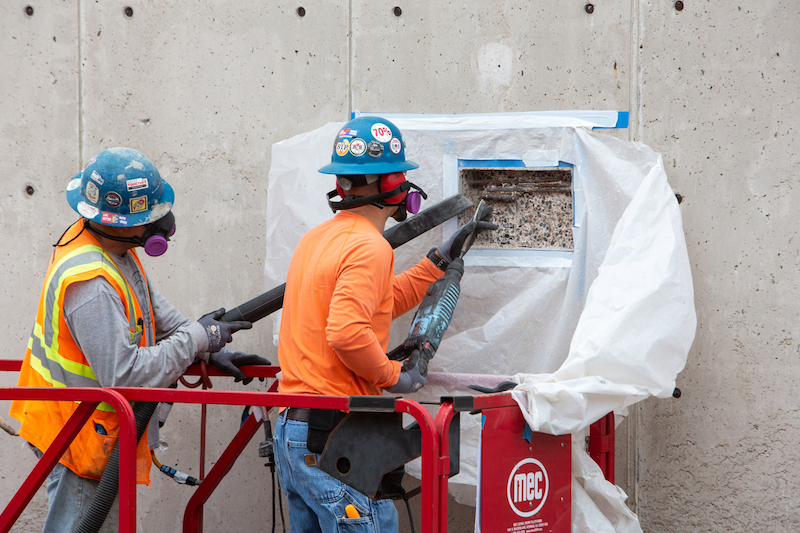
[388,201,490,375]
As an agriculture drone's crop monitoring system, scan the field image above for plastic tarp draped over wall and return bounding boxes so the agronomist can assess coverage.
[264,112,696,533]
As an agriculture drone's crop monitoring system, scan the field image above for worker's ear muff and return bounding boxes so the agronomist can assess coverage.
[327,173,427,214]
[380,172,423,218]
[380,172,408,205]
[334,174,370,202]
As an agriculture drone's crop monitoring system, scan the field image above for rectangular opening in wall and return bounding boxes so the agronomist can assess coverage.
[458,165,574,251]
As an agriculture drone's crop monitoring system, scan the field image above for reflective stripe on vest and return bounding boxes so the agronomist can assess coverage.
[27,244,139,412]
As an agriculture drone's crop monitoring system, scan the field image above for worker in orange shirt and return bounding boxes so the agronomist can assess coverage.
[273,116,495,532]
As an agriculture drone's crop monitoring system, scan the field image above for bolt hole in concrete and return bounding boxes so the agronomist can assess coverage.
[459,168,574,250]
[296,6,305,17]
[25,184,36,196]
[584,3,594,14]
[393,6,402,16]
[25,5,34,16]
[124,6,133,17]
[675,1,684,11]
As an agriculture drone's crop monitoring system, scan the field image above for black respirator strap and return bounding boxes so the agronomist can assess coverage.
[327,182,427,213]
[83,218,144,246]
[82,211,175,247]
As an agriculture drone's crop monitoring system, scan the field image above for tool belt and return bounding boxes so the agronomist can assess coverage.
[283,407,346,454]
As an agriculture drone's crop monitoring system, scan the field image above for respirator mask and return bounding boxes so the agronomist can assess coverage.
[83,211,176,257]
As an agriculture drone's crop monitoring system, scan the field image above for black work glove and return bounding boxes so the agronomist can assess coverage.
[385,353,426,394]
[438,204,498,262]
[198,308,252,353]
[208,348,271,384]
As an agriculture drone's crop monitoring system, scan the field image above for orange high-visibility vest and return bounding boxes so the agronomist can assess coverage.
[10,220,153,484]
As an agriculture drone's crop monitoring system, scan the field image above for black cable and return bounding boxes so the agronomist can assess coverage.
[271,466,276,533]
[278,481,286,533]
[53,220,85,248]
[401,487,416,533]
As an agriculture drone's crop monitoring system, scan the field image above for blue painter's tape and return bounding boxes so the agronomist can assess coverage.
[458,159,526,168]
[615,111,629,129]
[595,111,629,129]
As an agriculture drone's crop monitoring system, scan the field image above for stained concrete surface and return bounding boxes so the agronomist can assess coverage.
[2,0,798,531]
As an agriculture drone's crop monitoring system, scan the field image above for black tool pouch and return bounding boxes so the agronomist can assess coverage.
[307,409,344,454]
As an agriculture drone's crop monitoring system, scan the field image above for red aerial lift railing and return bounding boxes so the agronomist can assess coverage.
[0,385,138,533]
[0,361,445,533]
[0,359,615,533]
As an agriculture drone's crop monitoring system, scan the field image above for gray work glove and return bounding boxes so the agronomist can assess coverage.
[385,354,426,394]
[438,204,498,262]
[209,348,271,384]
[198,308,252,353]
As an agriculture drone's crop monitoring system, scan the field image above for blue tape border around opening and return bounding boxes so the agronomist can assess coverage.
[455,159,578,267]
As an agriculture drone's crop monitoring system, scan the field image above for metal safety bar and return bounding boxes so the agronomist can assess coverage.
[0,361,445,533]
[587,412,615,484]
[0,361,614,533]
[0,386,138,533]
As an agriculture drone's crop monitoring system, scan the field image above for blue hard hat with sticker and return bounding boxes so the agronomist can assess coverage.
[319,116,419,175]
[66,147,174,227]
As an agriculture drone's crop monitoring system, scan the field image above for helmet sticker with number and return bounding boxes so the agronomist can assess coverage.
[370,123,393,142]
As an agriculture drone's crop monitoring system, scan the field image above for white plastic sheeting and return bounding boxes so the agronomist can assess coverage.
[264,113,696,533]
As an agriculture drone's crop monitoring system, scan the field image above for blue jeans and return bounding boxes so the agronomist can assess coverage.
[274,414,399,533]
[33,448,120,533]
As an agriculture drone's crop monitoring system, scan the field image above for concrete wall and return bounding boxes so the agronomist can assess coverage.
[0,0,797,531]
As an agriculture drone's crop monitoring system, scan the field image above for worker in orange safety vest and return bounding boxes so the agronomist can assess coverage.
[10,147,269,533]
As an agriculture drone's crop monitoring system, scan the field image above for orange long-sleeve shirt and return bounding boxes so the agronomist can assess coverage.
[278,210,443,397]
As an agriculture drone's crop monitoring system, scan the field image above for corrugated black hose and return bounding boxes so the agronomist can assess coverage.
[74,400,158,533]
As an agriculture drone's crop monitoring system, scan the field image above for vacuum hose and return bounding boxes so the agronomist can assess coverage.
[74,401,158,533]
[220,194,474,324]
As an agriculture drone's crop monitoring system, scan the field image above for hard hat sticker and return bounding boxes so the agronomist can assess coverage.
[90,170,105,185]
[127,178,149,192]
[338,128,358,138]
[77,201,99,219]
[390,137,402,155]
[130,196,148,214]
[336,139,350,157]
[105,192,123,208]
[85,181,100,204]
[370,123,393,142]
[367,140,384,158]
[125,159,145,171]
[350,139,367,156]
[101,212,127,225]
[67,177,81,191]
[506,458,549,518]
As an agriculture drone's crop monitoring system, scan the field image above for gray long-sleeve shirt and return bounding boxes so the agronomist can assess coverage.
[62,251,209,389]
